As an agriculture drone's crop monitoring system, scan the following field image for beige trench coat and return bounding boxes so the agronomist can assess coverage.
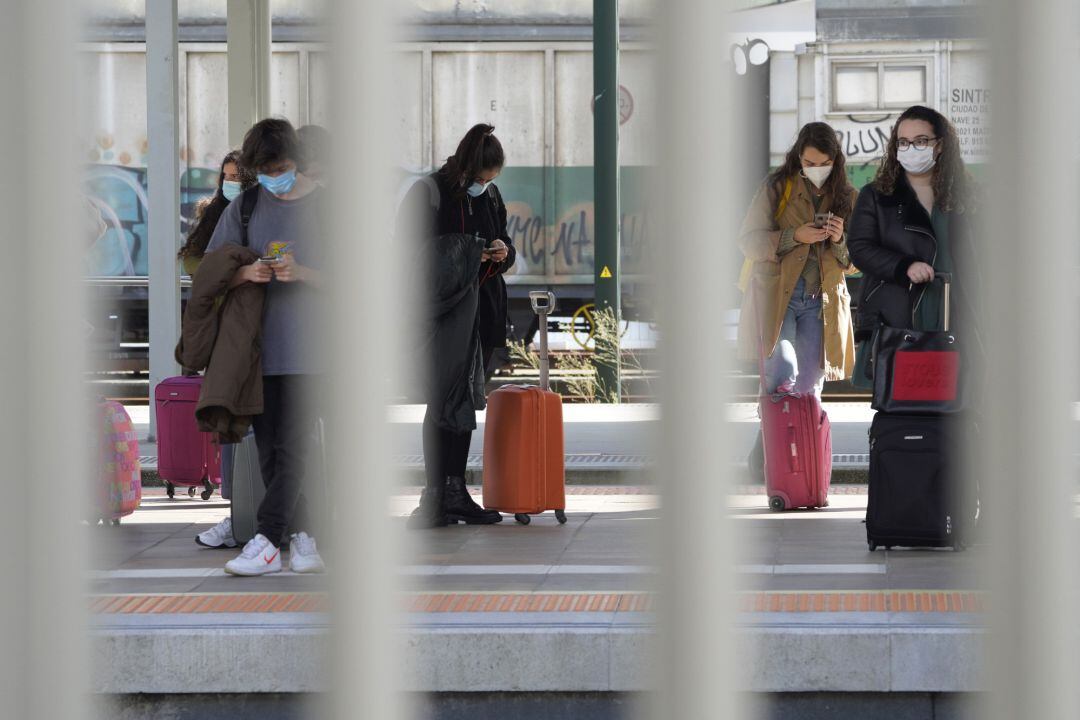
[736,176,858,382]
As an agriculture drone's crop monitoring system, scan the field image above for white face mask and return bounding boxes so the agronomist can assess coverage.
[897,145,936,175]
[802,165,832,189]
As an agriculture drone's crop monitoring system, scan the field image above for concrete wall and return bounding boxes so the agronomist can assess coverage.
[768,39,987,180]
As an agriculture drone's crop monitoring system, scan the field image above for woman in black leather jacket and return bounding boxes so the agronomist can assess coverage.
[848,105,981,388]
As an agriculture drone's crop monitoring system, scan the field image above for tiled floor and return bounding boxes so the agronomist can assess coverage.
[88,486,986,601]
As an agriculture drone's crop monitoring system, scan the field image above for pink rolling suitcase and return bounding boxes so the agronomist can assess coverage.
[750,279,831,511]
[94,399,142,524]
[154,376,222,500]
[761,393,831,511]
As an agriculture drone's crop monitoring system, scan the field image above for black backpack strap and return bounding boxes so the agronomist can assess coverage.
[239,186,260,248]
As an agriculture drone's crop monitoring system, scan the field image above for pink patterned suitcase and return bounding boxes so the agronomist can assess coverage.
[95,400,142,524]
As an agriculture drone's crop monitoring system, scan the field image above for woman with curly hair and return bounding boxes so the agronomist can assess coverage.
[178,150,256,277]
[847,105,980,388]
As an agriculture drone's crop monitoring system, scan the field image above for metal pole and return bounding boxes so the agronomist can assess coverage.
[227,0,272,149]
[0,2,86,719]
[982,0,1080,718]
[328,1,404,720]
[145,0,181,441]
[655,0,744,718]
[593,0,621,401]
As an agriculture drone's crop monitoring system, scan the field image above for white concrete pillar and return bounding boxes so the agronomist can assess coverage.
[227,0,272,148]
[145,0,181,441]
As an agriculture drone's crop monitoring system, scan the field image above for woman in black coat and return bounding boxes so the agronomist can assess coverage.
[402,123,516,528]
[848,105,981,388]
[429,126,517,374]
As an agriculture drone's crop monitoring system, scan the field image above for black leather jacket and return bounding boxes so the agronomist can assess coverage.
[848,177,982,345]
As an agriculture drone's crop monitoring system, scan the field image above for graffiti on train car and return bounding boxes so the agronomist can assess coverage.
[80,164,222,276]
[84,162,891,281]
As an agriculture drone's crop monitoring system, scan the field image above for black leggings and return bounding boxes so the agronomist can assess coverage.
[422,410,472,489]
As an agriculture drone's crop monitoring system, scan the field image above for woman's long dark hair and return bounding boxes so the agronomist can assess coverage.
[767,122,855,221]
[873,105,974,214]
[438,123,505,200]
[178,151,256,260]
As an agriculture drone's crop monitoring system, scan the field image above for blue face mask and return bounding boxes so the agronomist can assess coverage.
[221,180,243,201]
[466,180,489,198]
[257,168,297,196]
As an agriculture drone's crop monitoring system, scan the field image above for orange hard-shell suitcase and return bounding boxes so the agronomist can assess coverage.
[482,292,567,525]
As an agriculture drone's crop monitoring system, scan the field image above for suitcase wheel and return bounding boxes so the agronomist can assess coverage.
[201,477,215,501]
[555,509,567,525]
[187,486,198,498]
[514,513,531,525]
[165,482,175,499]
[768,496,786,512]
[109,518,121,527]
[868,542,877,552]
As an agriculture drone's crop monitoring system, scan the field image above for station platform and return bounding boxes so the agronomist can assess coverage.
[129,402,876,484]
[90,480,988,706]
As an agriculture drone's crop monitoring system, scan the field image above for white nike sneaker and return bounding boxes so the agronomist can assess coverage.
[289,532,326,574]
[224,534,282,576]
[196,517,238,549]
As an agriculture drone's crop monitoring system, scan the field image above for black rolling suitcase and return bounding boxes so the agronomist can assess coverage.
[865,412,974,551]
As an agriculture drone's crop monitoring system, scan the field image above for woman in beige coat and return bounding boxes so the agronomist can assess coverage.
[738,122,858,398]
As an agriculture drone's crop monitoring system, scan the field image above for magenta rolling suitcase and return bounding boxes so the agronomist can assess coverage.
[154,376,221,500]
[749,278,831,511]
[761,393,831,511]
[94,399,142,524]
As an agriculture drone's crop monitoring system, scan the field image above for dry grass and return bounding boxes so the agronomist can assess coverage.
[506,307,652,403]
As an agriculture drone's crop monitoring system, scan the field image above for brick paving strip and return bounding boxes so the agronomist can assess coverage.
[89,590,982,615]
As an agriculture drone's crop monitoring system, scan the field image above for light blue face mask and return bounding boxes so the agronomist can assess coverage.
[466,180,489,198]
[257,168,297,196]
[221,180,243,201]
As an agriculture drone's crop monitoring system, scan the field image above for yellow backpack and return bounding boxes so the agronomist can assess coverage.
[737,177,792,293]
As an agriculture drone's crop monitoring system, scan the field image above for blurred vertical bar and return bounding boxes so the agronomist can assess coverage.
[327,1,405,720]
[226,0,271,148]
[982,0,1080,718]
[593,0,622,400]
[654,0,744,718]
[145,0,181,439]
[0,0,87,719]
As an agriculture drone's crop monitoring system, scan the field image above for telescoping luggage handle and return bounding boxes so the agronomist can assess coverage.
[529,291,557,391]
[940,272,951,333]
[909,272,952,335]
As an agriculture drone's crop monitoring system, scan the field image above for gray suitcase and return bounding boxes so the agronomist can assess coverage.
[230,420,328,545]
[229,431,263,545]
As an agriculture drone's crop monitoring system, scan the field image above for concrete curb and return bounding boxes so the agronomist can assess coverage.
[90,612,982,695]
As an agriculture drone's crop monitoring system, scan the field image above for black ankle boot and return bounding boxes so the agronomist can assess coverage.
[407,486,448,529]
[444,476,502,524]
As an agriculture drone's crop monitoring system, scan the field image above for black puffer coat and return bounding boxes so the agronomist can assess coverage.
[419,232,488,433]
[427,172,516,352]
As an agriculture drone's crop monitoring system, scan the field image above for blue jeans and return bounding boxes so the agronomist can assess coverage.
[763,278,825,398]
